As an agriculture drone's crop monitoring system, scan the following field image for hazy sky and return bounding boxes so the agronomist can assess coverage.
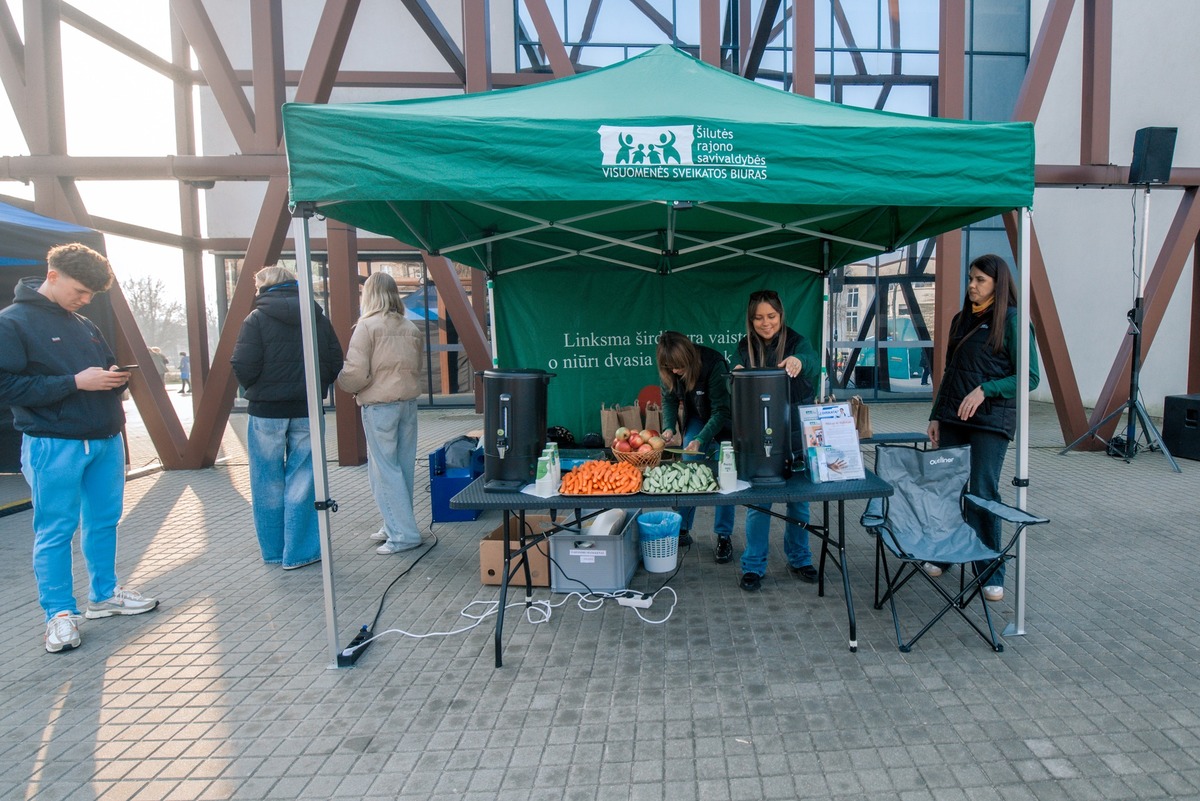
[0,1,191,300]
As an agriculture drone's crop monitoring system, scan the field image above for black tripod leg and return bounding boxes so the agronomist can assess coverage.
[1135,400,1182,473]
[1059,404,1127,455]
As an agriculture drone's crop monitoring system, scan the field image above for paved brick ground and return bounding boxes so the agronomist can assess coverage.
[2,401,1198,800]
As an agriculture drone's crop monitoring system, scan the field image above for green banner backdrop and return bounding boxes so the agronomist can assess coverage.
[494,265,823,439]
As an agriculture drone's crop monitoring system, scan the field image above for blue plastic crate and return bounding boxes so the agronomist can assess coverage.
[429,447,481,523]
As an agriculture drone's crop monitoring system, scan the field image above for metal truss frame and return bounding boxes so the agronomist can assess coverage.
[0,0,1195,468]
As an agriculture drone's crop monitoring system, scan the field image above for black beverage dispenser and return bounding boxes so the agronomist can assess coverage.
[730,368,791,486]
[481,369,553,491]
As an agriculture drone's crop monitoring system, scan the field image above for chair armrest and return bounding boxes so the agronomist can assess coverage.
[963,494,1049,526]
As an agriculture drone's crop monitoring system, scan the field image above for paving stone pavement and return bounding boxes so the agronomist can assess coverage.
[2,400,1199,800]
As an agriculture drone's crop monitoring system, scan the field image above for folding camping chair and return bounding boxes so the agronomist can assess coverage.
[861,444,1049,652]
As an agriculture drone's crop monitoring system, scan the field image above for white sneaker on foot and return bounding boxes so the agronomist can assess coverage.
[45,612,81,653]
[983,585,1005,602]
[84,587,158,619]
[376,540,423,555]
[922,563,943,577]
[369,529,388,542]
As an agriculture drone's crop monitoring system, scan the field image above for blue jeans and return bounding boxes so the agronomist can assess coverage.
[362,400,421,545]
[21,434,124,620]
[675,418,734,539]
[247,416,320,567]
[741,502,811,576]
[937,421,1009,586]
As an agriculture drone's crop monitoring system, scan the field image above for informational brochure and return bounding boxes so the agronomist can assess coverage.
[797,403,866,482]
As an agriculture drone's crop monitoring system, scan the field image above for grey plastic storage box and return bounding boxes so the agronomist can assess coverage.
[549,509,641,594]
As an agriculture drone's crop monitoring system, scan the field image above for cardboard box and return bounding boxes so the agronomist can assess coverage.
[479,515,555,587]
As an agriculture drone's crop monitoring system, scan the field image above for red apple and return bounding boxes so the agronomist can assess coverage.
[614,439,632,453]
[637,443,653,453]
[642,429,659,440]
[628,433,644,449]
[614,427,631,441]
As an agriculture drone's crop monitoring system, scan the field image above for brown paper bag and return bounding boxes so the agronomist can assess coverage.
[643,402,662,433]
[618,403,643,431]
[850,395,873,439]
[600,403,622,443]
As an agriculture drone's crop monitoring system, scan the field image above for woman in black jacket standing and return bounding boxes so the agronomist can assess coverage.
[232,266,343,570]
[927,254,1039,602]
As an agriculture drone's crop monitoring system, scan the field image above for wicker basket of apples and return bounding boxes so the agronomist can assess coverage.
[610,426,667,470]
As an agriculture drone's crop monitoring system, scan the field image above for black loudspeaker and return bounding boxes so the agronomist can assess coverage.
[1129,127,1177,185]
[1162,394,1200,461]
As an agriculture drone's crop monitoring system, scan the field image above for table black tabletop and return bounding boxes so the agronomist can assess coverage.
[450,470,892,511]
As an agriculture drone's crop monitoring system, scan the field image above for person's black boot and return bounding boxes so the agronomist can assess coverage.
[714,537,733,564]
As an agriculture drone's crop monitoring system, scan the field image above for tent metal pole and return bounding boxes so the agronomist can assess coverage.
[293,212,342,666]
[1006,207,1032,638]
[820,241,831,399]
[486,244,499,367]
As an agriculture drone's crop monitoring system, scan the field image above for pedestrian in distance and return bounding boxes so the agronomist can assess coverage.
[732,289,820,592]
[926,254,1040,602]
[178,351,191,394]
[231,266,343,570]
[655,330,734,555]
[337,272,426,554]
[0,243,158,653]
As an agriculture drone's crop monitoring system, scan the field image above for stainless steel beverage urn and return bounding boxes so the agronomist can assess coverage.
[481,369,553,491]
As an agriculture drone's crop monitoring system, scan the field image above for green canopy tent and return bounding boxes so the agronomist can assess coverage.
[280,45,1036,665]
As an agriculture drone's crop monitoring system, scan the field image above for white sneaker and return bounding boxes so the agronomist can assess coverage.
[983,585,1005,602]
[376,539,423,555]
[84,587,159,619]
[922,563,943,577]
[45,612,81,653]
[369,529,389,542]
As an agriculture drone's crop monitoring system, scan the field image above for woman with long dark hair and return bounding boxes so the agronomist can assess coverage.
[656,330,734,557]
[733,290,819,592]
[927,254,1040,602]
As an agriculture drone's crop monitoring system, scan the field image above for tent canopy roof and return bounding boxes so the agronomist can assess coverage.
[283,45,1033,275]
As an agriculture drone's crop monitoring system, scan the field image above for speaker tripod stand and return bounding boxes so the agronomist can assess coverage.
[1059,184,1181,472]
[1059,299,1180,471]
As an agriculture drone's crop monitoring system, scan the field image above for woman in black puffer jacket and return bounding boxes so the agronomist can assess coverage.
[232,266,343,570]
[927,254,1039,602]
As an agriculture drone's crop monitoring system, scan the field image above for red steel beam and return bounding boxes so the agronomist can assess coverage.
[792,0,815,96]
[184,0,362,468]
[523,0,573,78]
[932,0,965,387]
[1003,213,1090,443]
[462,0,491,93]
[400,0,465,81]
[700,0,721,66]
[1012,0,1075,123]
[170,0,256,152]
[1080,0,1112,165]
[1191,238,1200,395]
[327,221,366,466]
[250,1,285,152]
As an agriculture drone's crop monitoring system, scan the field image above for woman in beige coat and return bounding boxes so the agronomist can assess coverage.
[337,272,425,554]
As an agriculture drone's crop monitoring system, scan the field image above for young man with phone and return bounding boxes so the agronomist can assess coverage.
[0,243,158,653]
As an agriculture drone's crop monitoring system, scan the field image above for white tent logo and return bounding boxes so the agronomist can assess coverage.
[598,125,694,166]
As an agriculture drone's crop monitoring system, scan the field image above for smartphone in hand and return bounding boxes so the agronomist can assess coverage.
[115,365,139,371]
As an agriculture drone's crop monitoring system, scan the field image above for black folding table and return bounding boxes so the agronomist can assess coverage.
[452,470,893,666]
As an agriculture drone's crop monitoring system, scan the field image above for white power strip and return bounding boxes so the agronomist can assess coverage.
[616,591,652,609]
